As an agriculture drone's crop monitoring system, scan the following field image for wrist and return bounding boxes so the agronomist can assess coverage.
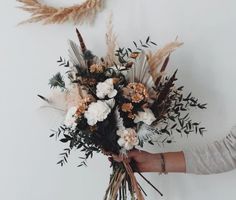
[148,153,162,172]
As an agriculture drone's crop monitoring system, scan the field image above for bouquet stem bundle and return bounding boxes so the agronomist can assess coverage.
[104,162,163,200]
[104,162,144,200]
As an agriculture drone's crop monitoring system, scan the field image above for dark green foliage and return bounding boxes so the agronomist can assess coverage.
[48,72,65,89]
[57,56,70,67]
[115,37,157,65]
[51,109,122,167]
[151,70,207,140]
[57,148,71,166]
[133,37,157,50]
[37,94,49,103]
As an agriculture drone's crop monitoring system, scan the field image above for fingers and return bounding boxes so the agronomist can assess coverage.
[111,153,131,163]
[110,149,141,163]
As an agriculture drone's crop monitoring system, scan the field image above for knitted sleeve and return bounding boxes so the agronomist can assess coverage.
[183,126,236,174]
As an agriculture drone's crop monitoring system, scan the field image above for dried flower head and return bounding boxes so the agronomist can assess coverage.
[90,64,104,73]
[75,97,91,117]
[117,128,139,150]
[122,83,149,103]
[82,77,97,86]
[121,103,133,112]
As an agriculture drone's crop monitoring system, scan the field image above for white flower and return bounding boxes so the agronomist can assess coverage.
[134,108,156,125]
[64,106,78,129]
[117,128,139,150]
[84,100,113,126]
[96,78,117,99]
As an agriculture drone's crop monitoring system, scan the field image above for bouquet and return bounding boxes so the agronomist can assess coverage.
[39,25,206,200]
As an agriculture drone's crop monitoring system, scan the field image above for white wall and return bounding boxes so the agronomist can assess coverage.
[1,0,236,200]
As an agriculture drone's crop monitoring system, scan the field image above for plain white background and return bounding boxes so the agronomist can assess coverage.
[1,0,236,200]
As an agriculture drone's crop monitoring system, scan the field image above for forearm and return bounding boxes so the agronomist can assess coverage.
[151,151,186,173]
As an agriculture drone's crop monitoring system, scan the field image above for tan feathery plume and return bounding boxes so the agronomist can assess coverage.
[17,0,105,25]
[148,41,183,82]
[103,15,119,67]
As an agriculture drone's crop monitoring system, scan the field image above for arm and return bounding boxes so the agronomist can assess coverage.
[112,126,236,174]
[112,150,186,173]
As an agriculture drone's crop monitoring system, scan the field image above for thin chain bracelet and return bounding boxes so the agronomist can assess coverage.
[159,153,168,175]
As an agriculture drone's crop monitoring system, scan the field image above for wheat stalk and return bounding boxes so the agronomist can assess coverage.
[17,0,105,25]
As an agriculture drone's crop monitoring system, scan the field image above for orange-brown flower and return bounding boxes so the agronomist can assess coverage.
[89,64,103,73]
[75,97,91,117]
[121,103,133,112]
[131,93,143,103]
[76,105,86,116]
[122,82,149,103]
[82,77,97,86]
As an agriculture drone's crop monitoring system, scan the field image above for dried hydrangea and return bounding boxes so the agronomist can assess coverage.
[122,82,149,103]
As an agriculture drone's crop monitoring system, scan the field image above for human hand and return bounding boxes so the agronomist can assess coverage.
[111,149,161,173]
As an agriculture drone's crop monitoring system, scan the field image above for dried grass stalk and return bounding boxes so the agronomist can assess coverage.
[148,41,183,82]
[123,162,145,200]
[17,0,105,25]
[103,15,119,67]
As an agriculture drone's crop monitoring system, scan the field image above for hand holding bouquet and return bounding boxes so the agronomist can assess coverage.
[39,25,206,199]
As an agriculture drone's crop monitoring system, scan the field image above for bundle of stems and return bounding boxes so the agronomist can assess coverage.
[104,161,163,200]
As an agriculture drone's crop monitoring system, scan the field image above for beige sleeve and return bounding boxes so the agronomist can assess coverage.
[183,126,236,174]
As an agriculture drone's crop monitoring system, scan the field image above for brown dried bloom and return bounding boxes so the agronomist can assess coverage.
[75,97,91,117]
[128,113,136,119]
[82,77,97,86]
[121,103,133,112]
[89,64,103,73]
[131,93,143,103]
[122,82,149,103]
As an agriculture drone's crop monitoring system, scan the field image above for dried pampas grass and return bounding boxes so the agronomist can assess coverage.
[17,0,105,25]
[103,15,118,67]
[148,41,183,82]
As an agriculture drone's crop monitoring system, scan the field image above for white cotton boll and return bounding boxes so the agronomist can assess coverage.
[64,106,78,129]
[96,78,117,99]
[134,108,156,125]
[84,100,112,126]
